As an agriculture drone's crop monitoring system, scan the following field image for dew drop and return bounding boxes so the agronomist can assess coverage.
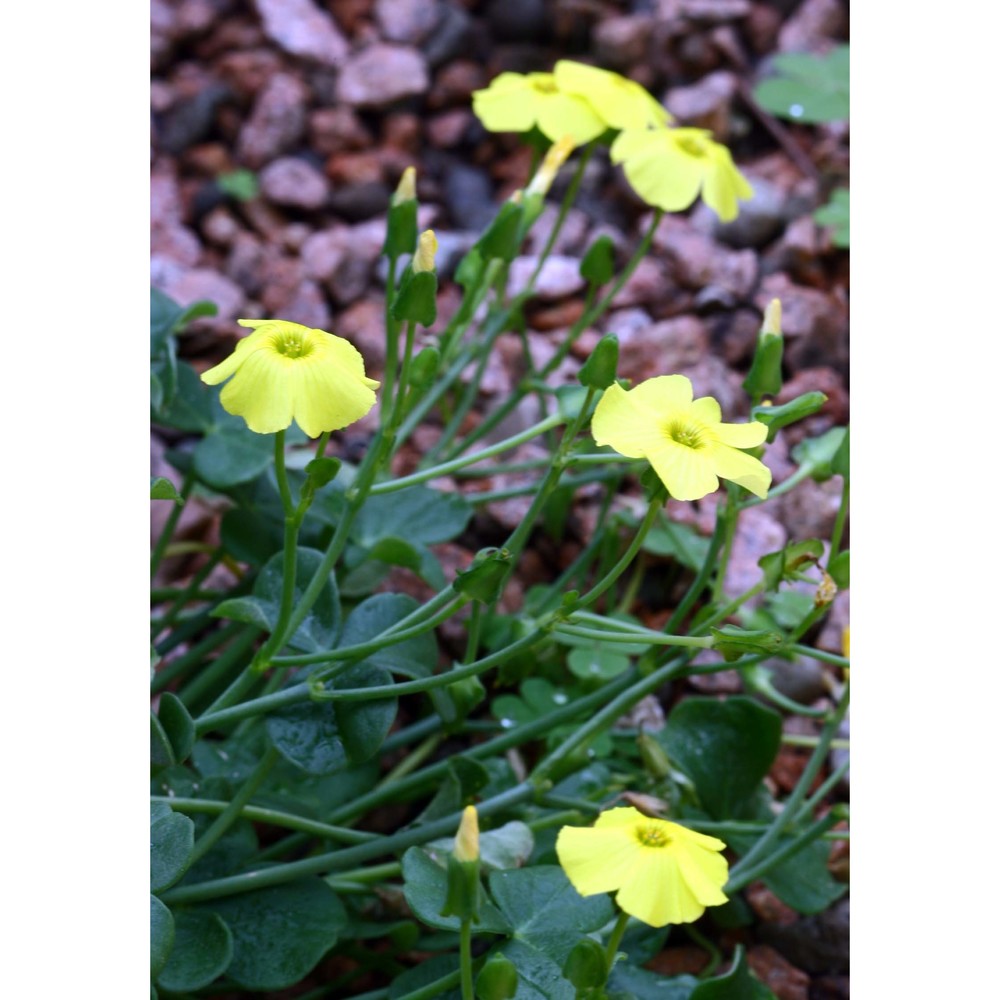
[789,103,804,118]
[553,692,568,705]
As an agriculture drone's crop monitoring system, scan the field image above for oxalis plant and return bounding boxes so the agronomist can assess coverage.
[151,60,849,1000]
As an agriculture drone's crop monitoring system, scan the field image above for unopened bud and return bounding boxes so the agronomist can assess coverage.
[510,189,524,205]
[413,229,438,273]
[393,166,416,204]
[762,297,782,337]
[454,805,480,862]
[743,297,784,400]
[526,135,575,197]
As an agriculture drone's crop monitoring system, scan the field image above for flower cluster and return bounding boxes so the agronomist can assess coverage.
[472,60,752,221]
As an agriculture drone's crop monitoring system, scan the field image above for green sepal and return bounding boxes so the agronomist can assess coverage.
[743,330,784,399]
[475,202,524,262]
[304,456,342,491]
[751,392,827,442]
[409,345,441,391]
[637,730,672,780]
[759,539,825,591]
[392,269,438,327]
[440,855,482,922]
[455,548,511,604]
[710,624,784,662]
[151,476,182,503]
[430,674,487,728]
[456,247,485,290]
[477,952,519,1000]
[831,424,849,479]
[520,191,546,229]
[578,334,619,390]
[791,426,847,482]
[562,937,609,990]
[383,198,418,258]
[580,234,615,286]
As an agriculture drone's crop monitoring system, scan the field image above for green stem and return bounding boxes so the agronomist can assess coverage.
[186,747,279,867]
[150,470,194,577]
[176,627,260,710]
[788,643,849,668]
[829,479,849,560]
[664,513,728,634]
[151,796,377,844]
[368,414,565,496]
[796,756,850,822]
[376,733,443,789]
[685,924,722,978]
[711,487,739,604]
[459,919,475,1000]
[160,783,533,905]
[152,619,243,695]
[383,254,401,413]
[726,813,840,893]
[604,910,631,967]
[395,970,462,1000]
[554,623,711,649]
[151,549,225,640]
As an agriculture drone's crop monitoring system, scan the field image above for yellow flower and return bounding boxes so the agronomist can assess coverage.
[591,375,770,501]
[610,127,753,222]
[454,805,480,863]
[201,319,379,438]
[556,807,729,927]
[471,72,607,146]
[553,60,670,131]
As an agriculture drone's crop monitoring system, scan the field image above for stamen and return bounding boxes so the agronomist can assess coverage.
[273,331,313,360]
[676,136,707,158]
[635,824,672,848]
[666,420,704,450]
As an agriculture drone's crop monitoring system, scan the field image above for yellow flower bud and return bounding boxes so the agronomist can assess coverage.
[526,135,575,197]
[454,805,480,862]
[762,298,782,337]
[413,229,438,273]
[392,166,417,204]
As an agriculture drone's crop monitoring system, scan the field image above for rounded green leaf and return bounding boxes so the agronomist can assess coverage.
[193,428,273,489]
[157,910,233,992]
[267,699,348,775]
[157,693,195,764]
[333,663,397,762]
[150,895,175,980]
[339,593,436,677]
[208,879,347,991]
[151,712,175,771]
[567,647,630,680]
[151,802,195,892]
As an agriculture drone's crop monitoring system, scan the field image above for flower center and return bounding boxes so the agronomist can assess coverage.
[532,78,557,94]
[676,135,708,158]
[635,824,672,848]
[272,330,314,360]
[665,419,705,450]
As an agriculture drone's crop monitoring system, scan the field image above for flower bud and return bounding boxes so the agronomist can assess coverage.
[579,234,615,286]
[413,229,438,273]
[578,333,619,389]
[392,166,417,205]
[526,135,575,197]
[563,937,609,990]
[476,953,519,1000]
[383,168,418,257]
[762,297,782,336]
[743,297,784,400]
[710,624,784,662]
[454,805,480,863]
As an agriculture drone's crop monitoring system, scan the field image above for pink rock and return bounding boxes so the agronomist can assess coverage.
[262,278,332,330]
[655,217,758,297]
[723,505,787,600]
[236,72,309,168]
[301,227,350,283]
[426,109,472,148]
[613,257,672,309]
[309,107,372,157]
[778,0,846,52]
[260,157,331,209]
[508,256,586,301]
[336,44,430,108]
[614,315,708,382]
[335,297,386,371]
[375,0,441,44]
[159,268,245,320]
[593,15,654,67]
[664,70,739,138]
[253,0,348,66]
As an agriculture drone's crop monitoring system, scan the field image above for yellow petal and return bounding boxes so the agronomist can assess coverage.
[535,92,607,145]
[593,806,647,828]
[615,130,705,212]
[712,420,768,449]
[647,442,720,501]
[591,383,667,458]
[218,348,294,434]
[289,334,379,438]
[615,849,706,927]
[554,61,670,130]
[708,444,771,499]
[201,329,267,385]
[472,74,539,133]
[689,396,722,424]
[664,823,726,853]
[667,838,729,906]
[556,823,642,896]
[702,146,753,222]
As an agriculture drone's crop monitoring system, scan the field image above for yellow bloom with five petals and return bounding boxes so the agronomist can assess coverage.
[610,127,753,222]
[556,807,729,928]
[553,60,670,131]
[471,72,607,146]
[201,319,379,438]
[591,374,770,501]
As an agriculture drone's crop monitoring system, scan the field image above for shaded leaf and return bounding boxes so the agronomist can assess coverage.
[157,909,233,992]
[150,802,195,893]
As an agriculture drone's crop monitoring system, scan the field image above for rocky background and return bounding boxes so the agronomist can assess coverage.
[151,4,849,995]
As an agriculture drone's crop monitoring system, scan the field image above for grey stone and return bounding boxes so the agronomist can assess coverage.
[508,256,586,301]
[259,157,331,209]
[336,44,430,108]
[376,0,442,44]
[236,72,308,168]
[253,0,348,66]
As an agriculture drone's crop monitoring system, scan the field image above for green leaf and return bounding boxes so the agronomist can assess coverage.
[567,646,630,680]
[758,539,825,591]
[338,592,436,678]
[689,945,776,999]
[791,427,847,482]
[150,895,175,980]
[608,966,699,1000]
[417,757,492,823]
[477,201,525,262]
[214,547,341,654]
[814,188,850,248]
[150,802,195,893]
[426,821,534,871]
[267,664,394,773]
[151,711,175,770]
[401,847,511,934]
[217,168,259,202]
[390,954,462,1000]
[155,361,214,433]
[392,269,438,326]
[208,879,347,991]
[150,476,182,502]
[193,427,273,489]
[828,549,849,588]
[488,866,615,963]
[753,46,849,123]
[157,910,233,992]
[455,547,512,604]
[580,235,615,286]
[354,486,473,547]
[497,939,575,1000]
[751,392,827,442]
[662,697,782,819]
[366,536,447,590]
[642,516,711,570]
[157,693,195,764]
[755,837,846,914]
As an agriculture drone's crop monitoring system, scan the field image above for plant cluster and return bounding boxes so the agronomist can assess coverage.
[151,59,849,1000]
